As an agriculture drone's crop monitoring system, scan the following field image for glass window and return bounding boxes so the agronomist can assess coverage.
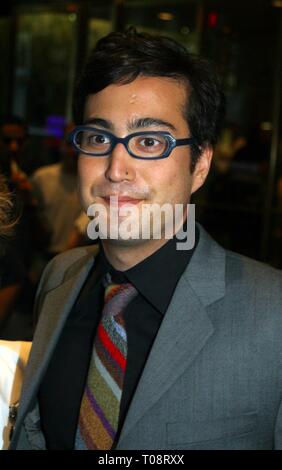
[12,11,77,127]
[88,17,112,53]
[193,0,280,262]
[0,17,11,115]
[87,2,113,52]
[124,0,200,53]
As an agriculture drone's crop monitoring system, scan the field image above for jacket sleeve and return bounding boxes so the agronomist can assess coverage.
[274,394,282,449]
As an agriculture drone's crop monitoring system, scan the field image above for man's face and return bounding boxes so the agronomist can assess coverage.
[0,124,26,158]
[78,76,212,245]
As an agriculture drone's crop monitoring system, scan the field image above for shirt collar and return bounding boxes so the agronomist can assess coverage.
[99,223,199,315]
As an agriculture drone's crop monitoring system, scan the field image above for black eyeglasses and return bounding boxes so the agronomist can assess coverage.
[69,126,197,160]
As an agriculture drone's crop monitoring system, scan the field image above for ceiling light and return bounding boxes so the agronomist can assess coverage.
[158,12,175,21]
[260,122,273,131]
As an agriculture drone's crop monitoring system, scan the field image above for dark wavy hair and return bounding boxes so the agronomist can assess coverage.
[73,28,225,170]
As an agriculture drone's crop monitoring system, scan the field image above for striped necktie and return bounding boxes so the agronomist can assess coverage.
[75,273,137,450]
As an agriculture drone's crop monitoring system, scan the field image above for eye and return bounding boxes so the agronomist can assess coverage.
[88,133,110,145]
[139,137,162,147]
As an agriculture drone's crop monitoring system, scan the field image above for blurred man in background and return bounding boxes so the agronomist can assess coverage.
[0,115,29,178]
[31,123,89,261]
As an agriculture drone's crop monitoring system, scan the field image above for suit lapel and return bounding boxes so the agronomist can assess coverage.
[118,225,226,445]
[17,254,95,425]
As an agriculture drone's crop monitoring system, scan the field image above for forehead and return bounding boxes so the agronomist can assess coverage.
[84,76,188,127]
[1,124,25,138]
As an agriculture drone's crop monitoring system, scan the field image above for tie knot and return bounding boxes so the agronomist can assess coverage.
[102,273,138,317]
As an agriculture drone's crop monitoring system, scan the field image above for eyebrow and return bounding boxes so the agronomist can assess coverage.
[127,117,177,132]
[83,117,114,130]
[83,116,176,132]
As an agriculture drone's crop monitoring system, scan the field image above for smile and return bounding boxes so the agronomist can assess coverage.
[102,195,143,208]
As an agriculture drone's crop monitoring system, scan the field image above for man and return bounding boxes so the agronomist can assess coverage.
[10,29,282,450]
[31,123,87,260]
[0,115,30,184]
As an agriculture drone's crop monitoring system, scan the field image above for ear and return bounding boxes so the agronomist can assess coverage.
[191,146,213,194]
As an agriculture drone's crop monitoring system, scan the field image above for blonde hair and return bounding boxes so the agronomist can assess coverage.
[0,174,16,238]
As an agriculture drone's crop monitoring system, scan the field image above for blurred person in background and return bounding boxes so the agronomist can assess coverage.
[0,117,46,340]
[0,115,29,181]
[0,173,16,274]
[0,174,32,450]
[0,115,37,269]
[31,123,89,262]
[0,174,14,237]
[0,172,26,336]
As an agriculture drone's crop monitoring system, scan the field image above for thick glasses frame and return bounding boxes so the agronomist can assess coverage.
[69,126,197,160]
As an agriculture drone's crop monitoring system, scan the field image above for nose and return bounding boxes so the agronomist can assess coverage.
[105,142,135,183]
[9,139,20,153]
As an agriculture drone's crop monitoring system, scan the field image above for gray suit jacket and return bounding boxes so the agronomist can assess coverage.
[9,224,282,450]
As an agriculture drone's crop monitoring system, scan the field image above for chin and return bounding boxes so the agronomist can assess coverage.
[102,234,154,247]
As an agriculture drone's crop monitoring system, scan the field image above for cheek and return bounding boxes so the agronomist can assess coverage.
[78,156,102,184]
[78,158,101,206]
[155,158,191,202]
[78,156,92,176]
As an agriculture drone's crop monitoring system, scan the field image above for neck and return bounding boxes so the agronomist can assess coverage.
[101,237,170,271]
[101,213,188,270]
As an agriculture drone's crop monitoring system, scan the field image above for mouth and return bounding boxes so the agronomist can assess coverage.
[102,195,143,208]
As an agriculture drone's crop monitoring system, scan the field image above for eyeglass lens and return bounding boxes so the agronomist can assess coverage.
[75,129,169,158]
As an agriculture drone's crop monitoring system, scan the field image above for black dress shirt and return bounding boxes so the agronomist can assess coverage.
[38,226,199,449]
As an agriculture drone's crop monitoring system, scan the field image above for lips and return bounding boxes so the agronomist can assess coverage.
[102,195,142,208]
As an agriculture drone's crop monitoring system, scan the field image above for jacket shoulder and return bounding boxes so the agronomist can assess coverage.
[225,249,282,297]
[37,245,99,295]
